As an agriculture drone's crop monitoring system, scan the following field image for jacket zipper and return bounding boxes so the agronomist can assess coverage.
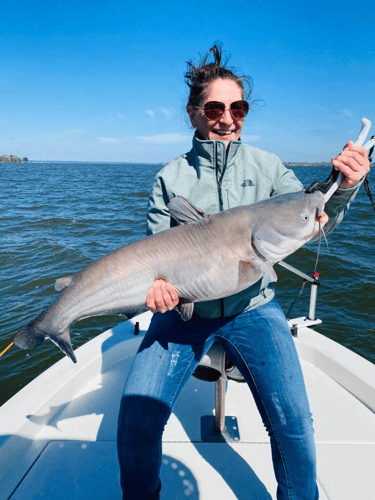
[216,142,226,318]
[219,168,224,316]
[216,142,225,211]
[217,182,224,209]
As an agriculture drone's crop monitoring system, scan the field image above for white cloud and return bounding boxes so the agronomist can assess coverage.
[136,133,190,144]
[98,136,119,144]
[161,108,170,118]
[340,109,354,118]
[146,110,155,118]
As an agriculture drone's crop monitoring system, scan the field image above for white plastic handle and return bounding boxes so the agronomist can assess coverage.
[363,137,375,152]
[354,117,372,147]
[324,117,372,202]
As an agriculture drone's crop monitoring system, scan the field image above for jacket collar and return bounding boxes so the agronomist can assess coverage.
[192,132,242,171]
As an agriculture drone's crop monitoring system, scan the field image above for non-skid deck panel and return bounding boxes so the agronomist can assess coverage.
[316,443,375,500]
[14,439,375,499]
[9,440,328,500]
[32,356,375,445]
[8,440,375,499]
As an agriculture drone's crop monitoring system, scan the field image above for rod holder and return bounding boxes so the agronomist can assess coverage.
[308,272,320,321]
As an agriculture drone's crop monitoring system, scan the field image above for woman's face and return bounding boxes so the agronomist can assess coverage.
[188,78,245,146]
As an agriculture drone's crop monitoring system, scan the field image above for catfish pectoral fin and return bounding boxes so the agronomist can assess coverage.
[14,322,45,350]
[49,330,77,364]
[168,196,208,224]
[176,301,194,321]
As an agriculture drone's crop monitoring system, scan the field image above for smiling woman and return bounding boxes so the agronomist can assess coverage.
[116,43,370,500]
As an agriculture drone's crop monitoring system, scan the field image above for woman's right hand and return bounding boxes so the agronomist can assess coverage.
[146,278,180,313]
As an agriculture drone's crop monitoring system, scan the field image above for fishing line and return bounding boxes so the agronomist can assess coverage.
[314,222,322,273]
[286,280,307,320]
[286,222,323,320]
[0,342,14,358]
[364,141,375,213]
[364,177,375,212]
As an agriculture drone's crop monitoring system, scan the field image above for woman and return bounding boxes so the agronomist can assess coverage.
[117,45,369,500]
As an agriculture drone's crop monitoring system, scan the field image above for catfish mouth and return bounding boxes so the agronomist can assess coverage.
[315,210,328,228]
[311,191,327,232]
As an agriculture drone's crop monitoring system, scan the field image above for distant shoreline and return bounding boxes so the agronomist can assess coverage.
[1,159,373,167]
[284,162,331,167]
[0,155,28,163]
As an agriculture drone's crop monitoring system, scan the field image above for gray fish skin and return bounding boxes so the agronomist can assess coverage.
[14,190,325,363]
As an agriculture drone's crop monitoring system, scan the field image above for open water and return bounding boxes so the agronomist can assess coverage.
[0,161,374,406]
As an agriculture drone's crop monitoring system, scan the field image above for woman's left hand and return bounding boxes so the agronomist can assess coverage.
[332,141,370,189]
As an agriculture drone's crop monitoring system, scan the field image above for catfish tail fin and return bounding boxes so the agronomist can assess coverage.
[14,322,45,350]
[49,329,77,364]
[14,323,77,364]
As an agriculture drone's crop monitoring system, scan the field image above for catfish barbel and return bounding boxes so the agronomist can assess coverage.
[14,191,326,363]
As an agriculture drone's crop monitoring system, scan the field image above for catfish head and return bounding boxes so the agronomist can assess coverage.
[250,190,326,264]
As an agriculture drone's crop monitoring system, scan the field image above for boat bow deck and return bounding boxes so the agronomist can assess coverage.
[1,311,374,499]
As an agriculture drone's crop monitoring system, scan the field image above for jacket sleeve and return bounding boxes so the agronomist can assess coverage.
[271,154,304,196]
[146,172,172,236]
[317,183,361,236]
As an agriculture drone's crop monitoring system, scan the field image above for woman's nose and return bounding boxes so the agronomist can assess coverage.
[219,108,233,124]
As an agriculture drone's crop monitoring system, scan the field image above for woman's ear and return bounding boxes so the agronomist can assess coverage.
[187,106,197,128]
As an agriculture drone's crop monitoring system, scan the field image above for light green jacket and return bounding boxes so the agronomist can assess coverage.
[147,134,359,318]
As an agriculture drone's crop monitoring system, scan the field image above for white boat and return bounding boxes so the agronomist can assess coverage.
[1,267,375,499]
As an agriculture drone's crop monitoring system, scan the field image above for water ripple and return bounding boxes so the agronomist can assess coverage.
[0,162,374,405]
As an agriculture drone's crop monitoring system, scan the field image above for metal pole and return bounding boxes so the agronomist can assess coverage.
[308,283,318,320]
[278,261,316,283]
[214,378,226,433]
[308,272,320,321]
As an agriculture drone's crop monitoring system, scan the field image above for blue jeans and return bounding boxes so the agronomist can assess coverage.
[117,299,318,500]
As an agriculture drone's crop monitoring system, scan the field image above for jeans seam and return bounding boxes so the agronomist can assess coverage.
[216,334,292,500]
[167,335,215,409]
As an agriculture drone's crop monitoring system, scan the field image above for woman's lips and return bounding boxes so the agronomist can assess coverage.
[214,130,235,136]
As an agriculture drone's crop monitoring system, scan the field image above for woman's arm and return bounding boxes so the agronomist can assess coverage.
[146,172,180,313]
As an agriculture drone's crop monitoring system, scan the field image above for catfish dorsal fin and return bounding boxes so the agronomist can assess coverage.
[168,196,207,225]
[55,276,74,292]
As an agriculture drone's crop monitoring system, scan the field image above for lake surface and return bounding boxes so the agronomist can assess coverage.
[1,161,374,406]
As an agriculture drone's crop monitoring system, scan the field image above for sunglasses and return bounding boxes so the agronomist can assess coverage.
[196,100,249,121]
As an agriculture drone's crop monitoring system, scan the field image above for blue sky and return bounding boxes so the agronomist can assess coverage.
[1,0,374,163]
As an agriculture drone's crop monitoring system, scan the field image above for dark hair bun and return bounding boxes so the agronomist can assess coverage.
[185,44,252,109]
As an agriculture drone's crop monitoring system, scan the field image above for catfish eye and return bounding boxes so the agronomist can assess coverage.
[301,213,309,222]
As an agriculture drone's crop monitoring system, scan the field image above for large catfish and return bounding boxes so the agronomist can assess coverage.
[14,191,326,363]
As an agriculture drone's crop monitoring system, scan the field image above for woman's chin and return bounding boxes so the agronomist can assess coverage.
[209,131,240,143]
